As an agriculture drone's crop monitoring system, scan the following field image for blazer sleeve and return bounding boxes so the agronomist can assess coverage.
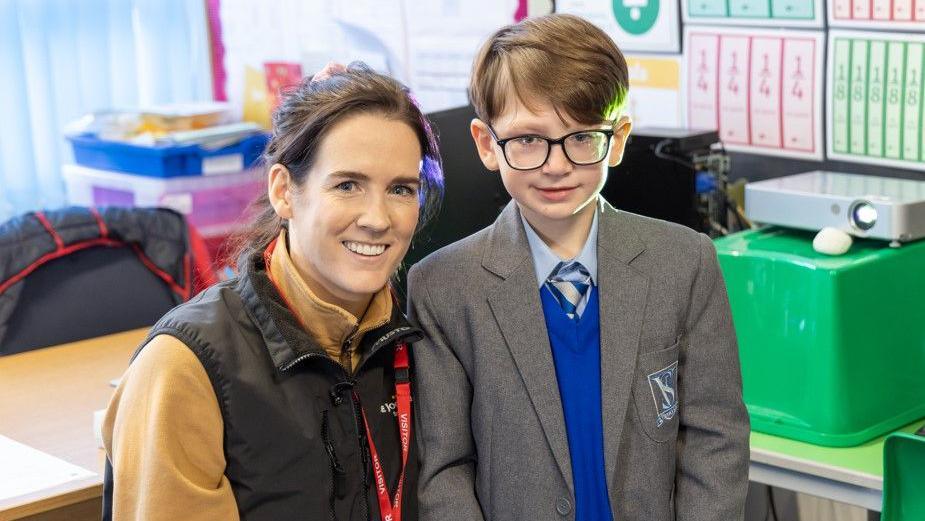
[407,265,486,521]
[675,233,751,521]
[102,335,240,521]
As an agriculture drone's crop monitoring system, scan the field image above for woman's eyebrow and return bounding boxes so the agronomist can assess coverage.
[329,170,420,185]
[328,170,369,181]
[392,175,421,185]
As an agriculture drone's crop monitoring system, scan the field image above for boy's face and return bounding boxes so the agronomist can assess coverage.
[470,94,631,231]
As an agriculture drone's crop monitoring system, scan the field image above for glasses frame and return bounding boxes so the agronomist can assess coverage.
[486,124,615,171]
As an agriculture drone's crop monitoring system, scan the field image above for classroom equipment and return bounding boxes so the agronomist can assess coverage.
[714,226,925,446]
[882,432,925,520]
[63,164,262,239]
[67,132,268,178]
[746,171,925,244]
[607,127,724,233]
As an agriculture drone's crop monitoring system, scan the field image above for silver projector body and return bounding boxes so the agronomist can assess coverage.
[745,171,925,243]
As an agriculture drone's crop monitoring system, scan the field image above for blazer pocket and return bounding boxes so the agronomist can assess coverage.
[632,339,681,443]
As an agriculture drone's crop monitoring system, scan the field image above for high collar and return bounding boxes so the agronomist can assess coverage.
[520,199,601,288]
[235,238,420,375]
[267,230,392,366]
[481,199,647,280]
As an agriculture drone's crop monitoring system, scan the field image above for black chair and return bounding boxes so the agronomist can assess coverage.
[0,207,196,355]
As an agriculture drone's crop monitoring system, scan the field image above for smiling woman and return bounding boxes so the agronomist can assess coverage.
[267,112,424,318]
[102,63,443,521]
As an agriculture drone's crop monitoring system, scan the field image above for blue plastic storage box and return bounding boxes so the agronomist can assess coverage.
[67,132,269,178]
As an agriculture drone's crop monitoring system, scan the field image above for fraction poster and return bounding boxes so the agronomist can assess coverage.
[829,0,925,30]
[683,0,824,28]
[828,30,925,171]
[685,26,825,159]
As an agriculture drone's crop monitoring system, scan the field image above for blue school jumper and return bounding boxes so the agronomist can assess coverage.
[540,285,613,521]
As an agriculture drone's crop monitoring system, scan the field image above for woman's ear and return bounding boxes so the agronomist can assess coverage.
[470,118,501,171]
[607,115,633,168]
[268,164,294,219]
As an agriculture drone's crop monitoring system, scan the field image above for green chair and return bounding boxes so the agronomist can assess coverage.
[882,432,925,520]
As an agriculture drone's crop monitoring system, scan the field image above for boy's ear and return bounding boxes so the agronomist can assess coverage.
[470,118,501,171]
[268,163,294,220]
[607,115,633,168]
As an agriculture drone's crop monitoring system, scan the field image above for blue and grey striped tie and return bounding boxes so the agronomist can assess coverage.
[545,261,592,319]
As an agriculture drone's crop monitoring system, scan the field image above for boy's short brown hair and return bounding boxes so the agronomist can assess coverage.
[469,14,629,126]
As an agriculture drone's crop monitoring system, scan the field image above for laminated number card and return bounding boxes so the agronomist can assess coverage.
[828,31,925,171]
[686,26,825,160]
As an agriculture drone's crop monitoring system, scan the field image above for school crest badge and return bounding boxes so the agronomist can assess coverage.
[647,361,679,427]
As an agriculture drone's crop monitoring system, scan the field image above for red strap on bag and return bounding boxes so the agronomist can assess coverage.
[360,342,412,521]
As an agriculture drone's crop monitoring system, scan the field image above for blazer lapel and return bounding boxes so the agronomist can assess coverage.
[596,202,650,485]
[484,202,574,493]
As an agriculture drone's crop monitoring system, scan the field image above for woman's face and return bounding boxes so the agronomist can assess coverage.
[269,112,422,315]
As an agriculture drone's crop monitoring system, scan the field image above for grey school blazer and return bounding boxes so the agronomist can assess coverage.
[407,199,750,521]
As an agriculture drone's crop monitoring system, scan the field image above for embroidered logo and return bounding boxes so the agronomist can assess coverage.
[380,395,397,416]
[647,361,679,428]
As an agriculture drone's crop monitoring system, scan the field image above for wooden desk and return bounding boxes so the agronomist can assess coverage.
[0,328,148,521]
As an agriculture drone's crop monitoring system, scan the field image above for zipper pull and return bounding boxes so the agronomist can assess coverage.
[324,442,348,499]
[322,409,348,499]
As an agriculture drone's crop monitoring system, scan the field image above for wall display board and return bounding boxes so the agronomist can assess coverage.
[556,0,681,53]
[829,0,925,30]
[828,30,925,171]
[685,26,825,160]
[218,0,517,117]
[625,55,685,127]
[683,0,824,28]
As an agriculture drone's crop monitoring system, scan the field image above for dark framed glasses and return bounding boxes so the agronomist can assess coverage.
[486,125,615,171]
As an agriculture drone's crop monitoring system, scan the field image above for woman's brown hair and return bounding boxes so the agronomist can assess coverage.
[224,62,444,266]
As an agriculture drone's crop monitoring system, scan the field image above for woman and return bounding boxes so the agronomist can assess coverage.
[102,63,443,521]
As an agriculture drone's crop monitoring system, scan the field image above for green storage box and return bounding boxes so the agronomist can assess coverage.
[714,227,925,447]
[882,432,925,521]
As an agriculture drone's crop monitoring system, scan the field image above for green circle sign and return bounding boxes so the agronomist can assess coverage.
[612,0,660,35]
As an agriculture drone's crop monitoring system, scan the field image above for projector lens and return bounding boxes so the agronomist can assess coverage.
[850,201,877,231]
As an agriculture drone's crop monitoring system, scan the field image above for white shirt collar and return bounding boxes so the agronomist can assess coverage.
[519,199,600,289]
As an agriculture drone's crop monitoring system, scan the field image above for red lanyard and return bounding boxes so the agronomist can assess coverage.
[359,342,412,521]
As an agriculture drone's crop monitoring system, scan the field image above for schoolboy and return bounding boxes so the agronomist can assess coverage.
[407,13,750,521]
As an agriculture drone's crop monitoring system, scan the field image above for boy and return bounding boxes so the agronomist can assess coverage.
[407,14,750,521]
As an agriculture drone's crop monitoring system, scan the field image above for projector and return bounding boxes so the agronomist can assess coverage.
[745,171,925,244]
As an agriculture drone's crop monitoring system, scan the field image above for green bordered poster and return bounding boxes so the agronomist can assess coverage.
[683,0,825,28]
[827,30,925,171]
[556,0,681,53]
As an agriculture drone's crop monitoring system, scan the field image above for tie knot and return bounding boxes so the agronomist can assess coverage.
[545,261,592,319]
[547,261,591,285]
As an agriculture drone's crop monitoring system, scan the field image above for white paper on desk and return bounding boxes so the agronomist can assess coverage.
[0,435,96,502]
